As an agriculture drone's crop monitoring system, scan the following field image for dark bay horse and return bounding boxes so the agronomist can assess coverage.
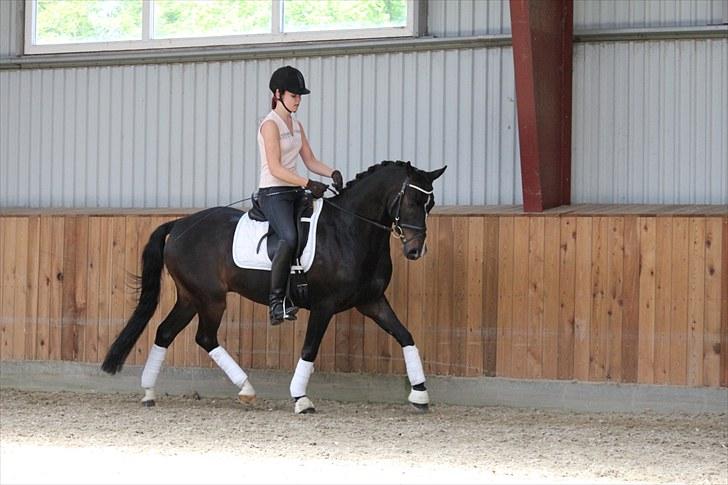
[102,161,446,413]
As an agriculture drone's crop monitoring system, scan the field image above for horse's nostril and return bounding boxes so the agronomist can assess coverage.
[406,248,420,259]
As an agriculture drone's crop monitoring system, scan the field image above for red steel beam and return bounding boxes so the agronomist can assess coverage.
[510,0,573,212]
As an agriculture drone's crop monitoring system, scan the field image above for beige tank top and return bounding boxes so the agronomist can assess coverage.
[258,110,303,188]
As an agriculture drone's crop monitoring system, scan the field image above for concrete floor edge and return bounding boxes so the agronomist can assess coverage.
[1,360,726,414]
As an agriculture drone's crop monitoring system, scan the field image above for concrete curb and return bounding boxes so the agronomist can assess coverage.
[1,360,726,414]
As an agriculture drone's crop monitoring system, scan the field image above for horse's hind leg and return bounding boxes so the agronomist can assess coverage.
[195,297,256,403]
[140,298,196,406]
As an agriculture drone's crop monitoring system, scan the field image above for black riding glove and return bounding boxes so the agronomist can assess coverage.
[331,170,344,192]
[305,179,328,198]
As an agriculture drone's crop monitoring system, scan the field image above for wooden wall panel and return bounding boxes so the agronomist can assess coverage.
[0,211,726,389]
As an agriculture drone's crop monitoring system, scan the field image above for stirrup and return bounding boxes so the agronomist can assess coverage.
[269,298,299,326]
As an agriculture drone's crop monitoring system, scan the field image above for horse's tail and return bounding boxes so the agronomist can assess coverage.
[101,220,175,375]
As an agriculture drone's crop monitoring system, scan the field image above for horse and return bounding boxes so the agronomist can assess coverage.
[101,160,446,414]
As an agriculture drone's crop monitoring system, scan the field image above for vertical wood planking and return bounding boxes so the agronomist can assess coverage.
[482,217,499,377]
[36,217,52,361]
[96,217,112,362]
[60,217,82,362]
[12,218,29,360]
[239,296,254,369]
[390,238,409,376]
[109,217,126,366]
[123,216,141,365]
[0,218,15,360]
[704,217,722,386]
[451,217,469,376]
[686,218,706,386]
[465,217,484,377]
[573,217,592,381]
[527,217,544,379]
[589,217,608,381]
[406,254,425,375]
[542,217,560,379]
[558,217,576,379]
[511,217,530,378]
[606,217,624,381]
[335,309,351,373]
[670,217,689,385]
[48,217,64,361]
[435,217,453,375]
[496,217,514,377]
[25,216,40,360]
[654,217,673,384]
[348,309,365,373]
[85,217,101,363]
[621,216,640,383]
[421,216,439,375]
[252,300,267,369]
[721,218,727,388]
[131,217,152,365]
[637,217,657,383]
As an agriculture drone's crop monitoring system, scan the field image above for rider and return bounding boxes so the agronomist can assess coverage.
[258,65,344,326]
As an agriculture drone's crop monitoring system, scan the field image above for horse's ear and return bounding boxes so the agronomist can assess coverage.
[426,166,447,182]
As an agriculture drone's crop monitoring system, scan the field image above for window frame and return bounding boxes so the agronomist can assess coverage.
[24,0,421,55]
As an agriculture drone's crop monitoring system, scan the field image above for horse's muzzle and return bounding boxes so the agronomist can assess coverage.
[403,241,426,260]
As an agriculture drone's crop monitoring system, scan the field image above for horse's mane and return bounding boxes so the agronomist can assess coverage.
[343,160,413,191]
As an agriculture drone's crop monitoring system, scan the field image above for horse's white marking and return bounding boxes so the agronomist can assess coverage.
[141,344,167,390]
[402,345,425,386]
[209,346,248,388]
[294,396,315,414]
[289,358,314,398]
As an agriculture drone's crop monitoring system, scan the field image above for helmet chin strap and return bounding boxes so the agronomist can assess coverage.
[277,96,294,114]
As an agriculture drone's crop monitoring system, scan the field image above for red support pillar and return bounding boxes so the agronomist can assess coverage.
[510,0,573,212]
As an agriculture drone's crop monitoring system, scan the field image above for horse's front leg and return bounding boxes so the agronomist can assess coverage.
[289,308,334,414]
[357,297,429,411]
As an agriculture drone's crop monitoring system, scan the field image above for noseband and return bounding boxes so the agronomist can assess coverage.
[323,176,433,246]
[389,177,433,244]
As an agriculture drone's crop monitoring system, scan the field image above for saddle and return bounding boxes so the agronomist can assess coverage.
[247,191,314,308]
[248,191,314,262]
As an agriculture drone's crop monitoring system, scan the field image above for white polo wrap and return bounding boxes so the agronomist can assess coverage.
[209,346,248,388]
[289,358,314,398]
[402,345,425,386]
[141,344,167,389]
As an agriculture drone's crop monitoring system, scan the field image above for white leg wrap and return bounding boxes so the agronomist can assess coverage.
[209,346,248,388]
[403,345,426,386]
[289,359,314,398]
[141,344,167,389]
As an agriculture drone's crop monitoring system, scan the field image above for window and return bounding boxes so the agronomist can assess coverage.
[25,0,418,54]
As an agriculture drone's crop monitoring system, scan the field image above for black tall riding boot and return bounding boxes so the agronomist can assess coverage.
[269,242,299,326]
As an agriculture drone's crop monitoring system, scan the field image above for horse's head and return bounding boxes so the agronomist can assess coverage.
[389,164,447,260]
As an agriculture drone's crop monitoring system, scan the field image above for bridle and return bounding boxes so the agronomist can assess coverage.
[323,176,433,245]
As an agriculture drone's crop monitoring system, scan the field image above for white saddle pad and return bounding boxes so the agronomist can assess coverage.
[232,198,323,273]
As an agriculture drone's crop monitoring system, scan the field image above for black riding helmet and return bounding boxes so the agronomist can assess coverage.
[269,65,310,96]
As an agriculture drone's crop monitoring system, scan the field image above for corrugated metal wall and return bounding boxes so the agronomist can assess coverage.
[0,49,520,208]
[573,38,728,204]
[1,0,727,208]
[0,0,21,58]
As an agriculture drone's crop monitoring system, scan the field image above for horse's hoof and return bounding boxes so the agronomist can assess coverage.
[238,379,256,404]
[142,400,156,407]
[238,394,257,404]
[294,396,315,414]
[410,401,429,413]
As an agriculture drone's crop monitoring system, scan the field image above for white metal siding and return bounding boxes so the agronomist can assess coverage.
[0,0,22,57]
[574,0,728,30]
[0,49,522,208]
[428,0,511,36]
[572,38,728,204]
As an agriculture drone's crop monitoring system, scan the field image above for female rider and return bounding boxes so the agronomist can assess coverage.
[258,65,343,325]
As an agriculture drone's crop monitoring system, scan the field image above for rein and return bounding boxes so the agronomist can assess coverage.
[323,177,433,244]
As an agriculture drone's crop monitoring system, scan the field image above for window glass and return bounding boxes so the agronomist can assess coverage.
[152,0,272,39]
[283,0,406,32]
[35,0,142,44]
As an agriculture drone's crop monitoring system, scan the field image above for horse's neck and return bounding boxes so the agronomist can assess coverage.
[335,176,397,227]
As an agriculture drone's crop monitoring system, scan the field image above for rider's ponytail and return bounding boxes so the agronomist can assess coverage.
[271,95,277,110]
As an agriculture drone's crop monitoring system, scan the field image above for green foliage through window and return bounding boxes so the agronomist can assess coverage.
[33,0,408,45]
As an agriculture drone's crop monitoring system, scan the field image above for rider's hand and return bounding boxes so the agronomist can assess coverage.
[331,170,344,192]
[305,179,328,198]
